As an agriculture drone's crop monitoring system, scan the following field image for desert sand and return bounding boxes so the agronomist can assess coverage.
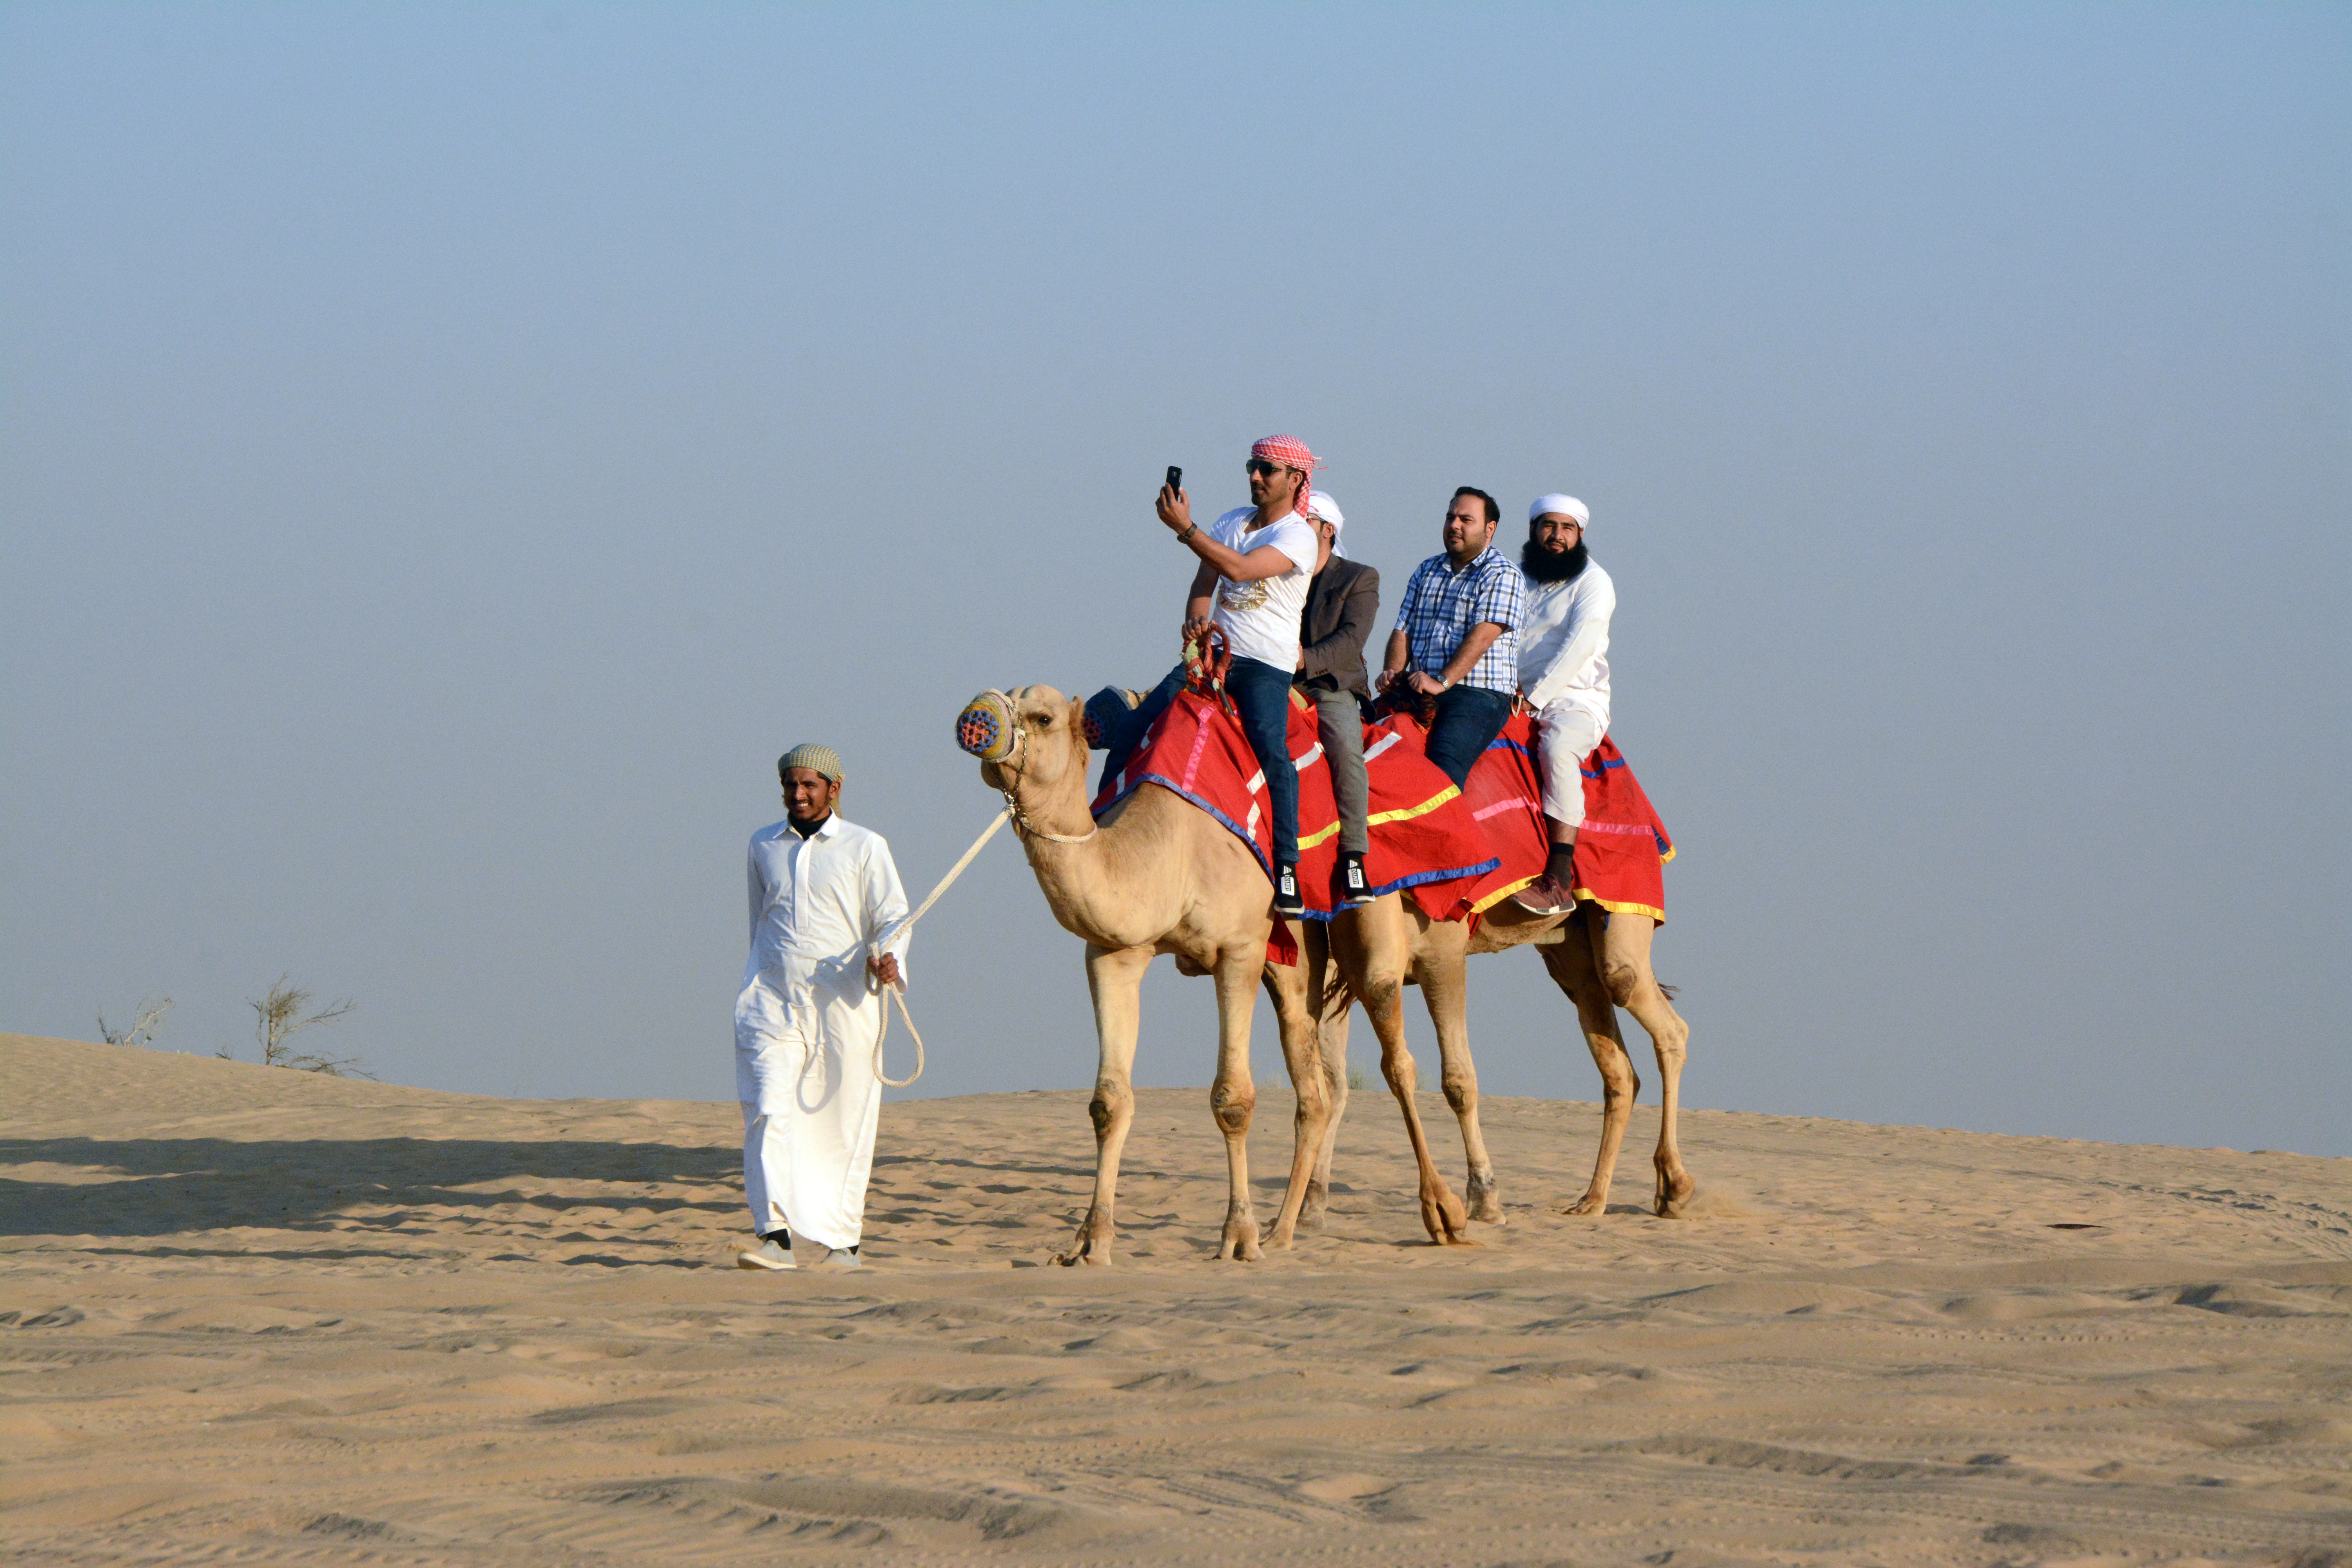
[3,1030,2348,1566]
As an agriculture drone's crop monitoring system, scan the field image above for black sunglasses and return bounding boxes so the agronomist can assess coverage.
[1245,459,1281,477]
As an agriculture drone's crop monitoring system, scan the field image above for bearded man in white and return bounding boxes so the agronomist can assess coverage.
[735,743,911,1272]
[1512,495,1616,915]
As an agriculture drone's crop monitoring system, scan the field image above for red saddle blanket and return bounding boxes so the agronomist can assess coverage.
[1090,691,1674,940]
[1452,715,1675,927]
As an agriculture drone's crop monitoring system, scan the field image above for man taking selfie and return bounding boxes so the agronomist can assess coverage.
[1153,436,1324,916]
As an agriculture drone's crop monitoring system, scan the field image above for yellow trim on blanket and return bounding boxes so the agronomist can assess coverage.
[1571,888,1666,924]
[1469,875,1540,915]
[1366,785,1459,827]
[1298,784,1457,853]
[1661,846,1676,864]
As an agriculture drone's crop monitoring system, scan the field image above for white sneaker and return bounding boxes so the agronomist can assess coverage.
[735,1237,797,1271]
[812,1245,865,1270]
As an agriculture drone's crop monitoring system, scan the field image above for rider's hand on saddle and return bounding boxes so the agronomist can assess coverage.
[868,953,903,989]
[1407,671,1445,697]
[1182,615,1214,645]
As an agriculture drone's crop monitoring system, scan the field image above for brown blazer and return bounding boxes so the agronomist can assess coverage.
[1295,555,1380,699]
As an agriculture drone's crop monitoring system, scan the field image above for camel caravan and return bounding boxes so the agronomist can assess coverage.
[942,439,1690,1268]
[735,436,1685,1274]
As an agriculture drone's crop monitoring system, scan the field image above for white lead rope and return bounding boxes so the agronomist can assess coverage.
[867,806,1014,1087]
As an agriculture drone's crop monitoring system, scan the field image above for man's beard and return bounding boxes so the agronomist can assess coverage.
[1521,537,1588,583]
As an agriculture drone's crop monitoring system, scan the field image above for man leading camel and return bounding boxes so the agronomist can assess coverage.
[1512,495,1615,915]
[1377,486,1525,788]
[1152,436,1325,916]
[735,744,911,1272]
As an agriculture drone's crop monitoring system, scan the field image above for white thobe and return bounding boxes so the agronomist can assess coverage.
[735,813,910,1250]
[1516,561,1616,826]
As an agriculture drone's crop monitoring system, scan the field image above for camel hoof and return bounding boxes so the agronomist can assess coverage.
[1562,1191,1606,1218]
[1657,1168,1697,1220]
[1466,1173,1505,1225]
[1055,1233,1112,1266]
[1421,1185,1476,1247]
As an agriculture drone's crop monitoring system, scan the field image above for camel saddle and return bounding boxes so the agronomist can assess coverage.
[1087,685,1673,957]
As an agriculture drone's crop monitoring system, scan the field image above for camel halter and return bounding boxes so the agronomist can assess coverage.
[954,689,1098,845]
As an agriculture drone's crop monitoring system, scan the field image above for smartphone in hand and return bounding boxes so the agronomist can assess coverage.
[1165,465,1182,493]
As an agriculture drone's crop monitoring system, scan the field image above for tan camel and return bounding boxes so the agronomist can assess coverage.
[1302,885,1694,1238]
[958,684,1331,1265]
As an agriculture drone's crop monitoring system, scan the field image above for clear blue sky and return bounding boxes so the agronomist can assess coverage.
[4,4,2345,1155]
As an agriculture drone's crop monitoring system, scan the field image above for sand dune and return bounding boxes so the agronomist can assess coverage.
[4,1030,2348,1566]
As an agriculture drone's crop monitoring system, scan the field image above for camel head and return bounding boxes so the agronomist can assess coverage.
[956,684,1089,804]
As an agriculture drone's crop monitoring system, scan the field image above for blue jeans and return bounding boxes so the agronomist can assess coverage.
[1094,664,1190,794]
[1223,655,1299,868]
[1422,684,1515,789]
[1094,658,1298,867]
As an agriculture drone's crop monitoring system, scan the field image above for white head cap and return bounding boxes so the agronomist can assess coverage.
[1530,493,1589,527]
[1308,489,1346,557]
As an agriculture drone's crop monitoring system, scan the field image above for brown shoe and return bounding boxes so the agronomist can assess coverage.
[1512,875,1575,916]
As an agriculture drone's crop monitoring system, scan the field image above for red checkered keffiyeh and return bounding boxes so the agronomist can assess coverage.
[1250,434,1321,516]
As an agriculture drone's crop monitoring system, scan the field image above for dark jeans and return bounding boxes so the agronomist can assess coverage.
[1095,657,1298,867]
[1223,655,1299,868]
[1422,684,1515,789]
[1095,663,1191,794]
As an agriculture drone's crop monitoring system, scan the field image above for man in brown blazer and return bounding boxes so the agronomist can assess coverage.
[1295,491,1380,907]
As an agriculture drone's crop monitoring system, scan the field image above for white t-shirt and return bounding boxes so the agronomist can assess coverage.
[1206,505,1319,672]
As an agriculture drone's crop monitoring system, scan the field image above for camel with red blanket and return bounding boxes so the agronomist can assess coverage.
[1083,673,1694,1236]
[954,684,1331,1265]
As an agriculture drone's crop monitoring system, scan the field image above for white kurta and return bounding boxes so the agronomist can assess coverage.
[1516,560,1616,826]
[735,813,910,1249]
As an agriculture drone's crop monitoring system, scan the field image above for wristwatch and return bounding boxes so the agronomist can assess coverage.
[1177,523,1200,544]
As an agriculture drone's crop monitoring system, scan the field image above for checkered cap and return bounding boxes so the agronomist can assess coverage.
[1250,435,1321,502]
[777,743,843,783]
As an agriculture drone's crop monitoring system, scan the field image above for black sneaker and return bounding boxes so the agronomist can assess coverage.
[1338,850,1374,907]
[1272,863,1305,917]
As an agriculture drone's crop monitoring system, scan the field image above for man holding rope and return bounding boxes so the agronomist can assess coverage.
[735,744,910,1272]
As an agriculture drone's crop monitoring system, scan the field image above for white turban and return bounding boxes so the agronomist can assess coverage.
[1308,489,1346,557]
[1530,493,1589,527]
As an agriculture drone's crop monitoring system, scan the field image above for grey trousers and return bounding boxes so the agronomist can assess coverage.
[1311,687,1371,855]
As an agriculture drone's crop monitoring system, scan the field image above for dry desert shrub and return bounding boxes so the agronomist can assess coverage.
[227,976,370,1077]
[96,996,171,1049]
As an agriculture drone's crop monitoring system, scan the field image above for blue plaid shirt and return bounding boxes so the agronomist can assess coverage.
[1392,546,1526,694]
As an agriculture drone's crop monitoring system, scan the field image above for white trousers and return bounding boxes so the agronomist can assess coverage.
[1535,699,1607,828]
[734,972,884,1250]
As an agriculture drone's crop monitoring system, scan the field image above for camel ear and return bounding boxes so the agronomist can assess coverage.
[1067,697,1089,759]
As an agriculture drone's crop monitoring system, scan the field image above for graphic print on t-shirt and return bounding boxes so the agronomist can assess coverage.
[1218,578,1270,613]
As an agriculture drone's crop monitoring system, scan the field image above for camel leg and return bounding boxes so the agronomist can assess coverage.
[1210,945,1265,1261]
[1292,923,1351,1232]
[1255,937,1331,1252]
[1357,950,1472,1247]
[1416,937,1503,1224]
[1306,981,1352,1229]
[1593,912,1695,1217]
[1058,942,1151,1266]
[1539,919,1642,1217]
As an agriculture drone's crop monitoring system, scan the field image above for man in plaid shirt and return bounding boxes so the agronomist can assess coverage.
[1377,486,1526,788]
